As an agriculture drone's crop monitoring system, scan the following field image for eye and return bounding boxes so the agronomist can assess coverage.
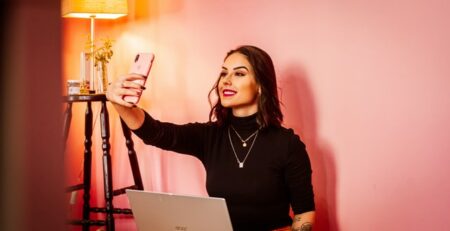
[219,71,227,78]
[235,71,246,77]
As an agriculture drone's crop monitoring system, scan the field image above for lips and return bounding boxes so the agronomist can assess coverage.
[222,89,237,97]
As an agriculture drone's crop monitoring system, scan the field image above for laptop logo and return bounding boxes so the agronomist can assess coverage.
[175,226,188,231]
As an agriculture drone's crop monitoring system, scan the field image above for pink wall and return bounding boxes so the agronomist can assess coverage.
[63,0,450,230]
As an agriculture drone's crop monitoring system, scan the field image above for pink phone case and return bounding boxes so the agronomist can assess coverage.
[123,53,155,104]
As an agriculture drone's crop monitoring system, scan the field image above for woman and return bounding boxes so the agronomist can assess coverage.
[106,45,315,230]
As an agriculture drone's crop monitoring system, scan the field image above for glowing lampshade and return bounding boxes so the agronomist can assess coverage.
[62,0,128,19]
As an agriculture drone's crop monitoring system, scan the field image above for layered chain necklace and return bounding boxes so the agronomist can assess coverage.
[230,125,259,147]
[228,125,259,168]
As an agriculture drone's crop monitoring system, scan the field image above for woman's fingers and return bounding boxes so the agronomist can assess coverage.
[121,74,146,89]
[107,88,141,107]
[122,79,146,90]
[106,74,146,107]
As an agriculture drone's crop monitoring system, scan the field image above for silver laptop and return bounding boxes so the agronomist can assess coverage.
[126,189,233,231]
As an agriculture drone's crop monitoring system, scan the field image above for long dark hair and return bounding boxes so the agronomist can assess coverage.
[208,45,283,128]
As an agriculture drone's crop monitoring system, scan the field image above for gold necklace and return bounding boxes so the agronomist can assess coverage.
[228,126,259,168]
[230,125,259,147]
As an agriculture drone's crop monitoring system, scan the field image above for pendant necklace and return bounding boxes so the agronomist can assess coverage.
[230,125,259,147]
[228,126,259,168]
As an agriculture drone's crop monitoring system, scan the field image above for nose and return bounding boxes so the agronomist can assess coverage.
[221,73,232,85]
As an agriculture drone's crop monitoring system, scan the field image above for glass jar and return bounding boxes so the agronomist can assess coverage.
[67,80,81,95]
[96,62,109,93]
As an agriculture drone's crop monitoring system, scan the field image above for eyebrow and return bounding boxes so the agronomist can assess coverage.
[222,66,249,71]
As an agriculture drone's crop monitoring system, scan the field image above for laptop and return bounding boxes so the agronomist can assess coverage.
[126,189,233,231]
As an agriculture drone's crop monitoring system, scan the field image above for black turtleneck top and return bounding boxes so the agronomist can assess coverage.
[133,112,315,231]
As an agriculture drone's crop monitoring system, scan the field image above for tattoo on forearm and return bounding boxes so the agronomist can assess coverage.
[301,222,313,231]
[292,222,313,231]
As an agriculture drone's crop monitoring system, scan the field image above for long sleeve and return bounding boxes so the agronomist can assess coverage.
[284,131,315,214]
[132,111,209,160]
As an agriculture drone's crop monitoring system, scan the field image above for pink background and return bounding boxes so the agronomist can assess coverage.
[63,0,450,230]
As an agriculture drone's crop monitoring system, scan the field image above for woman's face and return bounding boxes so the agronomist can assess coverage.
[218,52,260,117]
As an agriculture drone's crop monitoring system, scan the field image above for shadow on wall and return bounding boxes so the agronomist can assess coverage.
[280,64,339,231]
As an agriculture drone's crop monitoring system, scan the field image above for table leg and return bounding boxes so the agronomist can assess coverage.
[100,100,114,231]
[120,119,144,190]
[82,101,93,231]
[63,102,72,143]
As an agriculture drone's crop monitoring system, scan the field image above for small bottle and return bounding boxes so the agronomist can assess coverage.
[80,80,90,94]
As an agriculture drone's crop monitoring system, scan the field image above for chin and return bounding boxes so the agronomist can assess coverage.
[220,102,233,108]
[219,99,233,107]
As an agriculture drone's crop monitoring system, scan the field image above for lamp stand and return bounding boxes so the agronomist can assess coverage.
[89,15,96,94]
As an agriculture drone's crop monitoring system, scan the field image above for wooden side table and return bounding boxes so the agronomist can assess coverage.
[63,94,144,231]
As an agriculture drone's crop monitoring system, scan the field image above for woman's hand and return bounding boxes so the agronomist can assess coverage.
[106,74,146,107]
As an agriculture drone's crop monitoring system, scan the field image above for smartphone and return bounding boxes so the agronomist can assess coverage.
[123,53,155,104]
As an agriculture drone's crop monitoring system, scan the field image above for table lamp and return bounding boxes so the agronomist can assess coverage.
[62,0,128,93]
